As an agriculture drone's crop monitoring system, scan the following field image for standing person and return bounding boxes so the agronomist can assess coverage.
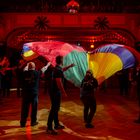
[47,55,74,135]
[0,56,10,97]
[80,70,98,128]
[20,62,40,127]
[16,58,27,97]
[134,65,140,123]
[43,62,53,94]
[117,69,129,97]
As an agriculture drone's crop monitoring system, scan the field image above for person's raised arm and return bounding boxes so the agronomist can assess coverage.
[23,63,29,71]
[62,63,75,72]
[41,62,51,74]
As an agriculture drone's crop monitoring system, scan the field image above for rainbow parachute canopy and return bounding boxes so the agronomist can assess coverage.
[22,41,140,86]
[87,44,140,84]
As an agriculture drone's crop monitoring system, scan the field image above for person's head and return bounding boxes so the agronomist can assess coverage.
[56,55,63,65]
[85,69,93,78]
[28,62,36,70]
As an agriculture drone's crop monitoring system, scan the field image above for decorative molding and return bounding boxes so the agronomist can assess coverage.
[94,16,110,31]
[34,16,49,31]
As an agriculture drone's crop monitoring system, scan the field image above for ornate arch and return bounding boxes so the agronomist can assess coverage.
[6,26,136,50]
[6,27,33,50]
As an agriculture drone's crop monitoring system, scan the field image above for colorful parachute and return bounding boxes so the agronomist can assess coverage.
[22,41,140,86]
[22,41,87,86]
[88,44,140,84]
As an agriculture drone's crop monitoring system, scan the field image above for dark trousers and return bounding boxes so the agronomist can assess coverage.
[119,80,129,96]
[17,78,23,97]
[81,96,96,124]
[20,93,38,125]
[1,74,11,97]
[47,92,61,130]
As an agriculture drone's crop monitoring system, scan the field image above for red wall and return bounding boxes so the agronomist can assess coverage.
[0,13,140,41]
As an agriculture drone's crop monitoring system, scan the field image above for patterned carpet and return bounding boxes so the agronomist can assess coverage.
[0,87,140,140]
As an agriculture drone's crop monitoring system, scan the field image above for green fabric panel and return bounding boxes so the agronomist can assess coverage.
[63,51,88,87]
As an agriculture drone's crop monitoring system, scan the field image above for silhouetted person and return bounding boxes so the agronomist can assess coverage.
[80,70,98,128]
[20,62,40,127]
[43,62,54,94]
[134,65,140,123]
[2,69,12,97]
[117,69,129,97]
[0,56,10,97]
[16,58,27,97]
[47,55,74,135]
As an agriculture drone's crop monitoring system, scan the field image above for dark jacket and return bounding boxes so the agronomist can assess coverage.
[80,76,98,98]
[22,70,40,95]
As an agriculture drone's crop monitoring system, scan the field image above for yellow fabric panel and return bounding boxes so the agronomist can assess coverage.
[23,50,39,61]
[87,53,123,84]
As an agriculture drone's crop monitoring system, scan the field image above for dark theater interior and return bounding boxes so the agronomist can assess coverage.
[0,0,140,140]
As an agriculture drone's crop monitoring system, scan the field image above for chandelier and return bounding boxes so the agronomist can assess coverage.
[66,0,80,14]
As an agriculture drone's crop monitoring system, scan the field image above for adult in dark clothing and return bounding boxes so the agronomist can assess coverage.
[2,69,12,97]
[117,69,129,96]
[20,62,40,127]
[47,55,74,135]
[80,70,98,128]
[43,62,54,94]
[0,56,10,97]
[16,59,27,97]
[134,65,140,123]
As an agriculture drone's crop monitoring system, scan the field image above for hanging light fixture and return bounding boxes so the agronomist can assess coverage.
[66,0,80,14]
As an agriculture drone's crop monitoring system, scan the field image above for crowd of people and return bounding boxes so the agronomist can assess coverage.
[1,53,140,135]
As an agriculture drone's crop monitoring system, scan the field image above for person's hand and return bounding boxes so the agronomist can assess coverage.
[70,63,75,67]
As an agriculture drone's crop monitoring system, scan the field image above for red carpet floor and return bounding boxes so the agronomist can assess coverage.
[0,87,140,140]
